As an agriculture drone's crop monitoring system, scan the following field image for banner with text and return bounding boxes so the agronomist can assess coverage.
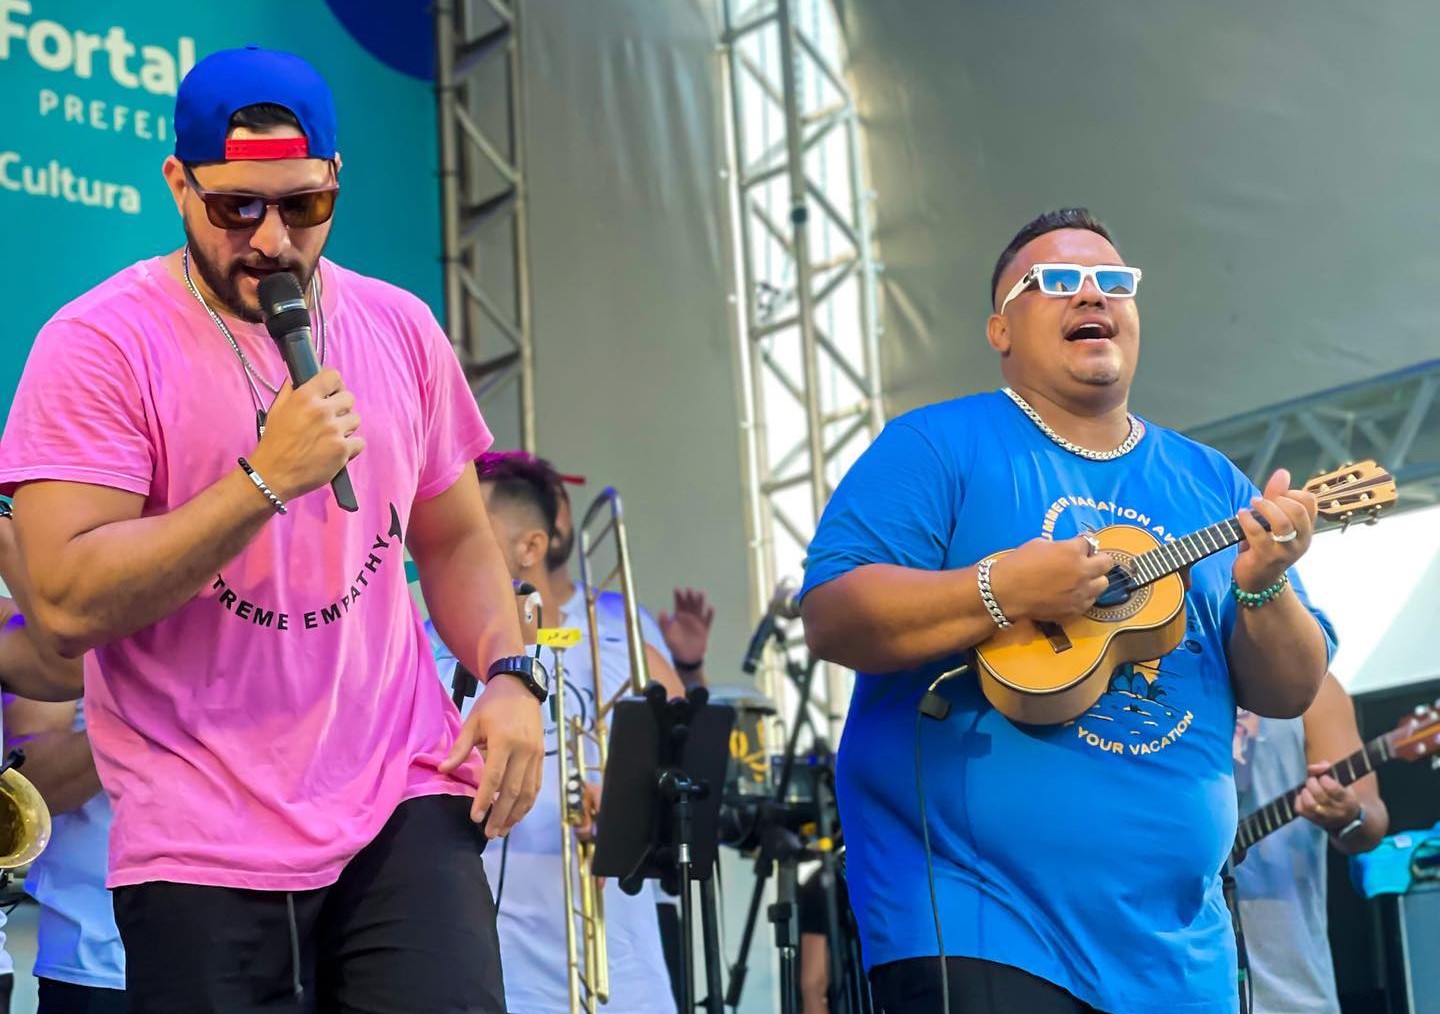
[0,0,439,415]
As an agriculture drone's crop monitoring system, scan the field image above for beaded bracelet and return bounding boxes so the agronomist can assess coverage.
[237,457,288,516]
[1232,573,1289,609]
[977,557,1012,629]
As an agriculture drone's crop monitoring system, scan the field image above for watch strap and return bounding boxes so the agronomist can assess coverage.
[1334,805,1367,842]
[485,655,548,703]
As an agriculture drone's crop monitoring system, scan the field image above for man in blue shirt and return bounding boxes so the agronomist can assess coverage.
[799,208,1335,1014]
[1232,673,1387,1014]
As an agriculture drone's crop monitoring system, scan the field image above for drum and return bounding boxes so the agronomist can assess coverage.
[705,684,777,802]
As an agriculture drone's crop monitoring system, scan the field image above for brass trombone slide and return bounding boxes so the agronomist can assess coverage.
[550,487,654,1012]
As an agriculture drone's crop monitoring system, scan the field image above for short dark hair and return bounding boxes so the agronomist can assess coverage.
[477,451,563,544]
[228,102,302,133]
[990,208,1115,309]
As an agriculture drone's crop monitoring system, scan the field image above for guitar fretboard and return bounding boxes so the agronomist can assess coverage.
[1130,518,1248,586]
[1233,736,1390,853]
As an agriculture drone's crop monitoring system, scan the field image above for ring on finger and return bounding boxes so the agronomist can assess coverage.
[1271,529,1298,544]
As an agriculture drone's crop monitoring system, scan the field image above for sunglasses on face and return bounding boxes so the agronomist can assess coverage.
[998,263,1142,313]
[183,163,339,231]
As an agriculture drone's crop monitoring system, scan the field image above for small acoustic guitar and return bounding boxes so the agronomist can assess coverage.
[975,461,1397,725]
[1231,702,1440,865]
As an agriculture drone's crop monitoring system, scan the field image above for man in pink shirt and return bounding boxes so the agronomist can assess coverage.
[0,46,544,1013]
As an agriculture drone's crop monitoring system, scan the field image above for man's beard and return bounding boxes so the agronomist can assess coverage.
[184,223,319,323]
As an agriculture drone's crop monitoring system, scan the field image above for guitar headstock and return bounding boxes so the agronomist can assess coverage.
[1390,702,1440,763]
[1303,460,1397,529]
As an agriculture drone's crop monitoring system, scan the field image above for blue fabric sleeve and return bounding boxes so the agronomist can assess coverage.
[800,420,960,601]
[1217,462,1339,664]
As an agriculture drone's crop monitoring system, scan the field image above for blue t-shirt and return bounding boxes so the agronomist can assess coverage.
[800,391,1335,1014]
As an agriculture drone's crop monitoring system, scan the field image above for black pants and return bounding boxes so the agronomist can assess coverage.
[38,978,129,1014]
[113,795,504,1014]
[0,972,11,1014]
[656,901,683,1010]
[869,956,1104,1014]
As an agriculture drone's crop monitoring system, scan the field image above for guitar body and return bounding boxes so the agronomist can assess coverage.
[975,525,1188,726]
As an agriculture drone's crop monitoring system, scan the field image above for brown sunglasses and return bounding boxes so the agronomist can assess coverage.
[183,163,339,231]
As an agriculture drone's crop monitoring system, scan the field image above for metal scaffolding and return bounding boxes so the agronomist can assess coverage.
[719,0,885,740]
[434,0,536,450]
[1187,360,1440,512]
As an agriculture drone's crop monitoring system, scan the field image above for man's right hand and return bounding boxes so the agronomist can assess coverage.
[987,535,1115,624]
[247,368,364,502]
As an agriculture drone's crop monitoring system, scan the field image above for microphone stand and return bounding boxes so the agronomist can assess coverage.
[723,626,872,1014]
[725,641,818,1014]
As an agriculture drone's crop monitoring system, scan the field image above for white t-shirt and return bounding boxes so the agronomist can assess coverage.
[428,586,676,1014]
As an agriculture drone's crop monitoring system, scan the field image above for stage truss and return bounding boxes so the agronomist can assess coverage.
[434,0,536,450]
[1187,360,1440,511]
[719,0,885,741]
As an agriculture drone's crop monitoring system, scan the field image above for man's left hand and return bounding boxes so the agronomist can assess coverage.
[440,674,544,838]
[1233,468,1317,592]
[1295,761,1361,832]
[659,587,715,667]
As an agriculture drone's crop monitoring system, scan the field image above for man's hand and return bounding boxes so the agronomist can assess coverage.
[439,675,543,838]
[1295,761,1362,832]
[659,587,715,666]
[987,535,1115,624]
[247,369,364,502]
[1234,468,1317,593]
[576,780,602,842]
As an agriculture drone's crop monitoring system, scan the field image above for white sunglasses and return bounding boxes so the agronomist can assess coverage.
[998,263,1143,313]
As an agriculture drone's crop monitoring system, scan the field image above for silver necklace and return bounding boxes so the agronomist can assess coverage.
[181,246,326,404]
[1002,386,1145,462]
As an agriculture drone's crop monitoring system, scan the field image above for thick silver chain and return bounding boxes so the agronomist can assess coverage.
[1002,386,1145,461]
[181,246,324,399]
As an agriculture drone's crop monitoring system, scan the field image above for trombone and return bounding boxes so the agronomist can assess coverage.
[554,487,652,1013]
[0,503,56,877]
[0,750,51,879]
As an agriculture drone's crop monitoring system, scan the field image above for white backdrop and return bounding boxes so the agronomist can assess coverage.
[835,0,1440,430]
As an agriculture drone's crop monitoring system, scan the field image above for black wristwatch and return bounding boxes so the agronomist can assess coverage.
[486,655,550,704]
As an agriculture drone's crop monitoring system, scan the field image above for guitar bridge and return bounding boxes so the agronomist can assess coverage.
[1035,620,1073,654]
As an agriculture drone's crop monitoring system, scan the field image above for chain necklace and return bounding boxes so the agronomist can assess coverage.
[181,246,326,416]
[1002,386,1145,462]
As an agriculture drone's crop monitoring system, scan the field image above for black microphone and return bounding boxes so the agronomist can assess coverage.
[257,272,358,513]
[740,576,801,674]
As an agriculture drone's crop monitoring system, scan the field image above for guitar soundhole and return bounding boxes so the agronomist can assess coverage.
[1085,550,1151,622]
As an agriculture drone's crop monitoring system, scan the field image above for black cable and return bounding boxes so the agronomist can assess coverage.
[914,663,967,1014]
[914,706,950,1014]
[494,835,510,910]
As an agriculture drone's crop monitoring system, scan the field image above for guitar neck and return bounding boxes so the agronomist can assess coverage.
[1129,517,1248,587]
[1233,734,1390,854]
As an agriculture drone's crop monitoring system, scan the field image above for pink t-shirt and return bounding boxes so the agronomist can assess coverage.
[0,256,492,890]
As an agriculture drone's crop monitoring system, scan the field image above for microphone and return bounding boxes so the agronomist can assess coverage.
[740,576,801,674]
[257,272,358,513]
[512,580,542,628]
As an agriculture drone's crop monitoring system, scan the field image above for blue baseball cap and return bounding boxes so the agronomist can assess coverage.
[174,45,337,163]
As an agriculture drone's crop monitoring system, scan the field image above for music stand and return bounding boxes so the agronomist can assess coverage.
[593,685,735,1014]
